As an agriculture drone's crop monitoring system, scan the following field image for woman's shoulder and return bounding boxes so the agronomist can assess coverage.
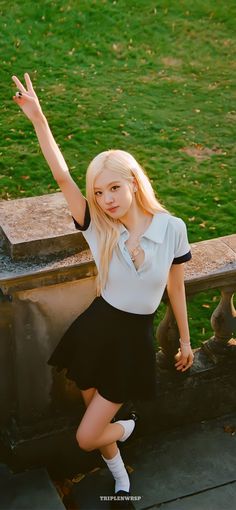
[154,210,186,225]
[154,211,188,238]
[167,213,187,228]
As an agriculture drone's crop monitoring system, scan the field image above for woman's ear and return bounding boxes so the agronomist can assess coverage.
[132,178,138,192]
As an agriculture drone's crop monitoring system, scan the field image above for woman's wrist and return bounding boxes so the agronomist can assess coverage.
[179,338,191,345]
[32,110,46,128]
[179,338,192,357]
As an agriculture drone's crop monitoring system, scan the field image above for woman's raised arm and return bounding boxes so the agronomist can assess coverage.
[12,73,86,225]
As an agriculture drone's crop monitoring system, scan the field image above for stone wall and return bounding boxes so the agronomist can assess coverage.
[0,192,235,475]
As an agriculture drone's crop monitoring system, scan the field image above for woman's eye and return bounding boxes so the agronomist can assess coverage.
[95,186,119,196]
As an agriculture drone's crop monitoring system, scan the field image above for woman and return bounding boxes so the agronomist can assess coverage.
[12,73,194,502]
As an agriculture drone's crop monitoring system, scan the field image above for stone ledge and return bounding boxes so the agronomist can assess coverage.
[0,192,87,260]
[185,235,236,278]
[184,234,236,293]
[2,235,235,295]
[0,192,235,294]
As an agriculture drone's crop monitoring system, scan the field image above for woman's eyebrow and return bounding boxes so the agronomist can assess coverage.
[94,180,121,190]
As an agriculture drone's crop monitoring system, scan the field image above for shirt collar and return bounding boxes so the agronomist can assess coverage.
[119,212,170,244]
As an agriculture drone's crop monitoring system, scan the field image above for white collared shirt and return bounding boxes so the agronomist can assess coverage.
[73,202,192,314]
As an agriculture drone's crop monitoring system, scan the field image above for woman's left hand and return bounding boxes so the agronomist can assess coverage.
[12,73,43,124]
[175,344,194,372]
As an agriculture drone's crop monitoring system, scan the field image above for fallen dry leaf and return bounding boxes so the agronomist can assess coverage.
[126,464,134,474]
[53,478,74,498]
[224,424,236,435]
[71,473,86,483]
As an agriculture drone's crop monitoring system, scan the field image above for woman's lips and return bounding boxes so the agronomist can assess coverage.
[107,206,119,212]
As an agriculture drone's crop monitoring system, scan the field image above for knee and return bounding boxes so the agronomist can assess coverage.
[76,429,95,452]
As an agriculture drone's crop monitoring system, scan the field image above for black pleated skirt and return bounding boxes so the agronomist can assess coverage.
[47,296,157,404]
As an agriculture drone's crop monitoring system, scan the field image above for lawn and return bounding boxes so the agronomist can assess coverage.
[1,0,235,346]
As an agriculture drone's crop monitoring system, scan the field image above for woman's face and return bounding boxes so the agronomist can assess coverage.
[94,169,136,219]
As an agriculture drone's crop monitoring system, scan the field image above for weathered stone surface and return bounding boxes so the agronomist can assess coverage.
[220,234,236,252]
[0,244,95,294]
[0,192,87,259]
[0,466,65,510]
[69,413,236,510]
[185,236,236,278]
[183,235,236,293]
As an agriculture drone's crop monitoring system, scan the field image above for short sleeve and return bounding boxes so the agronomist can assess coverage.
[172,218,192,264]
[72,200,91,231]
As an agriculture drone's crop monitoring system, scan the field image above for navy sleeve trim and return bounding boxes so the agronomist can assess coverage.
[172,251,192,264]
[72,200,91,231]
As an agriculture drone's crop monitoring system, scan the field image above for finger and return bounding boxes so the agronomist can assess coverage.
[16,91,23,98]
[12,75,27,93]
[186,355,194,365]
[175,359,193,371]
[175,358,187,367]
[14,92,31,105]
[24,72,35,93]
[13,95,23,106]
[181,358,194,371]
[13,94,24,103]
[15,90,31,99]
[181,364,192,372]
[175,362,184,369]
[13,93,30,105]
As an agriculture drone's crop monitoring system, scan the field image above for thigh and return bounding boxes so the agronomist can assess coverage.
[78,390,123,440]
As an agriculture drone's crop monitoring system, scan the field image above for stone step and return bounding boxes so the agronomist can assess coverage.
[67,412,236,509]
[0,465,65,510]
[156,481,236,510]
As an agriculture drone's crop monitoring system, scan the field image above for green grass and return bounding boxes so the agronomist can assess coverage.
[1,0,236,347]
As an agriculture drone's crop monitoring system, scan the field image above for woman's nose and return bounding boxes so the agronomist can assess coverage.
[104,193,114,204]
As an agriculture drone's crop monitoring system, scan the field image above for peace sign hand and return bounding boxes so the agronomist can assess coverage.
[12,73,43,124]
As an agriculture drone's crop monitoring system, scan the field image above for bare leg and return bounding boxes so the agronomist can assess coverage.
[79,389,131,494]
[80,388,119,459]
[78,389,124,453]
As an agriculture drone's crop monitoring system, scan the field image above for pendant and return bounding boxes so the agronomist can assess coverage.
[131,246,141,261]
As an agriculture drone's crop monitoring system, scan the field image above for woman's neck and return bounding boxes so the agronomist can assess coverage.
[119,204,153,234]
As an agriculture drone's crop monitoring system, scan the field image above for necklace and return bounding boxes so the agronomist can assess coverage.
[126,215,152,262]
[130,238,142,261]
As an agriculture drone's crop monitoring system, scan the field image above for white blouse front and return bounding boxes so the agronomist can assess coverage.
[73,203,192,314]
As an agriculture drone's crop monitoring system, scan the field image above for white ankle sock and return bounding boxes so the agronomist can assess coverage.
[116,419,136,442]
[102,449,130,493]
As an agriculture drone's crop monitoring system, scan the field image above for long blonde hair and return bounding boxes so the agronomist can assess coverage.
[86,149,168,293]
